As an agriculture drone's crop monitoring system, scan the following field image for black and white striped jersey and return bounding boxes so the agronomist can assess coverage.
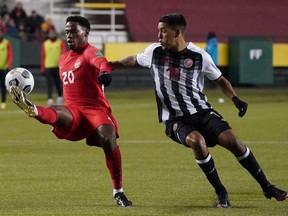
[136,42,222,123]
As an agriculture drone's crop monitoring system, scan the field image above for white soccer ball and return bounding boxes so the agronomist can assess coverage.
[5,67,34,95]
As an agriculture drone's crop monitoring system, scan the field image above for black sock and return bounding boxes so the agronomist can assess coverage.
[196,154,226,194]
[237,147,270,190]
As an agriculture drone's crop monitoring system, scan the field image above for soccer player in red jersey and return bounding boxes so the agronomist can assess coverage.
[8,16,132,207]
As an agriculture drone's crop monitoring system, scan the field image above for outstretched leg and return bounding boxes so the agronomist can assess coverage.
[9,86,72,128]
[237,147,287,201]
[218,129,287,201]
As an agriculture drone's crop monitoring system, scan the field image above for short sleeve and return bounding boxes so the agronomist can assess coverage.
[202,51,222,81]
[136,43,160,68]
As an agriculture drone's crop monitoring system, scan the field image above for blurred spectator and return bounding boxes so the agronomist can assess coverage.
[6,17,19,38]
[18,22,26,40]
[0,4,9,17]
[10,1,27,29]
[41,29,66,106]
[25,10,44,41]
[205,32,218,65]
[0,16,7,34]
[2,13,10,26]
[41,17,55,40]
[0,29,13,109]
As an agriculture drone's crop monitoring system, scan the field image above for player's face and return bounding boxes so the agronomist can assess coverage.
[158,22,178,51]
[65,21,89,50]
[49,30,57,40]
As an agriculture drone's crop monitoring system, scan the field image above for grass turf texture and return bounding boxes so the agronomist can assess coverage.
[0,88,287,216]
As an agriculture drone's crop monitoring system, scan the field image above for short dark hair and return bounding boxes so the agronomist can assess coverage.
[207,32,216,39]
[159,13,186,31]
[66,15,90,30]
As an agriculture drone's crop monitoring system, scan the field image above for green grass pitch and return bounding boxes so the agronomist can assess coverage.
[0,88,287,216]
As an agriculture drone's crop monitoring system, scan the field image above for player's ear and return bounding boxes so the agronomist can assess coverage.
[175,29,181,38]
[84,29,90,37]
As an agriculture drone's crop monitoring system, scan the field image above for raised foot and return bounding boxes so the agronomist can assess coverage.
[9,86,38,117]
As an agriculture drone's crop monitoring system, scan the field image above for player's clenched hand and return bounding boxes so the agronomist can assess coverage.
[98,71,112,86]
[232,96,248,117]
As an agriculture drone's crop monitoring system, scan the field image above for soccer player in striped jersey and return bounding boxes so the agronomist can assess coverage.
[110,13,287,208]
[8,16,132,207]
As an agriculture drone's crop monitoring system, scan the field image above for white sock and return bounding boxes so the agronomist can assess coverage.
[113,188,123,197]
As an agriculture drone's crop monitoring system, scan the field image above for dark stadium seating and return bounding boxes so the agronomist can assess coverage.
[120,0,288,43]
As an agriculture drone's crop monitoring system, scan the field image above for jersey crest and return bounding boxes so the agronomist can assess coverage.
[184,58,193,68]
[74,59,81,69]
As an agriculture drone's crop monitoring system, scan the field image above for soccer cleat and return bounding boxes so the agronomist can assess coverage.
[114,192,132,207]
[9,86,38,117]
[216,191,230,208]
[263,185,288,201]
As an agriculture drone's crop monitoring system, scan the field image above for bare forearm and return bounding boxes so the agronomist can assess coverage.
[214,76,248,117]
[216,76,237,99]
[110,56,138,69]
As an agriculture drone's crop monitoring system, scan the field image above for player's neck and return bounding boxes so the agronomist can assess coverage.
[72,42,89,52]
[172,39,188,52]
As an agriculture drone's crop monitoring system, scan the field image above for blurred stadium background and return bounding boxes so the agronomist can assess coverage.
[1,1,288,214]
[2,0,288,91]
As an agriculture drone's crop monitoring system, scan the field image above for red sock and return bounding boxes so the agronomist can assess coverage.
[35,106,57,125]
[105,146,123,190]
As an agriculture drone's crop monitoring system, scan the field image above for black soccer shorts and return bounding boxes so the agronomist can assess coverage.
[165,109,231,147]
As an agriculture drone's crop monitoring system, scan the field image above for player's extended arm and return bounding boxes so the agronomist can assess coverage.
[110,56,138,70]
[216,76,248,117]
[96,58,112,87]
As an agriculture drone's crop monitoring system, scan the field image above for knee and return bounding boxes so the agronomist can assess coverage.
[86,138,102,147]
[218,131,246,155]
[86,132,114,147]
[87,126,117,151]
[99,133,114,146]
[220,134,238,146]
[99,135,117,152]
[54,107,73,128]
[185,132,206,151]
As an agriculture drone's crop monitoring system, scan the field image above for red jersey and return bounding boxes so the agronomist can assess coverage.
[59,42,111,110]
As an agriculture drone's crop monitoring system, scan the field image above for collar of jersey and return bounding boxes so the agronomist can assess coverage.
[71,42,89,54]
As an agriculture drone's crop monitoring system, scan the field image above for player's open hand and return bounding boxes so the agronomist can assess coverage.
[232,96,248,117]
[98,71,112,86]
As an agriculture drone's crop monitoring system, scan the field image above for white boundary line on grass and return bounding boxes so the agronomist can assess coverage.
[2,139,288,145]
[120,140,288,144]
